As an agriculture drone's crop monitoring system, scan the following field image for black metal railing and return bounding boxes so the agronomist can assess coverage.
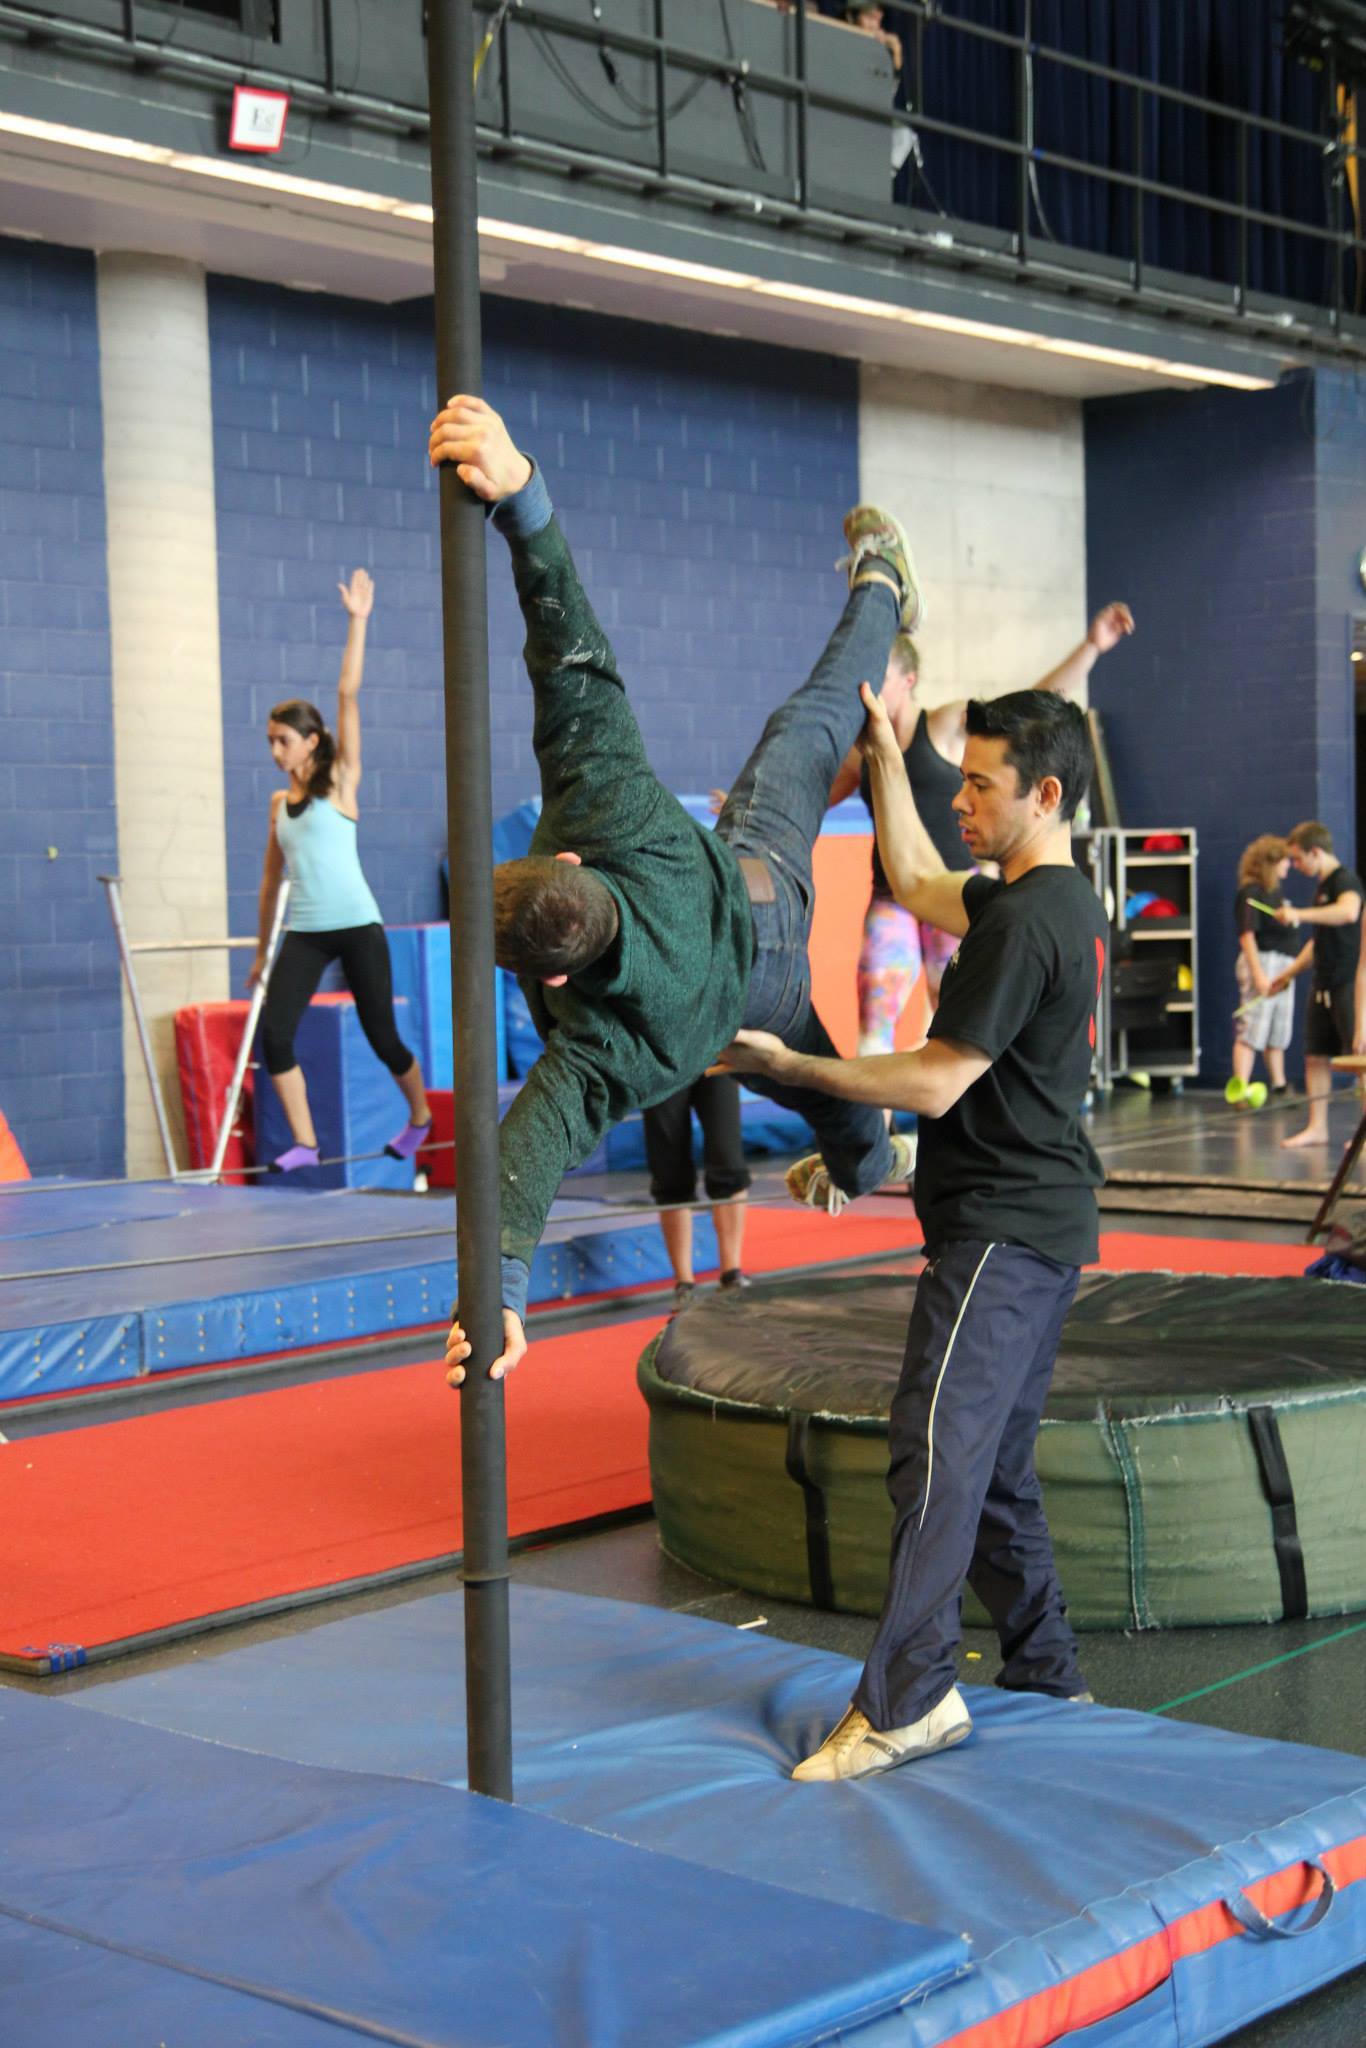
[3,0,1365,352]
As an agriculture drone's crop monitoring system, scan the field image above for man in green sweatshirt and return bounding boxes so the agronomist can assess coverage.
[430,397,920,1381]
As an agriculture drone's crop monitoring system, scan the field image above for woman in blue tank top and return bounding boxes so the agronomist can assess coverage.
[251,569,432,1171]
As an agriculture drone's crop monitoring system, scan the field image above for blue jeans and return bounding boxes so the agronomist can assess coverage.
[716,579,899,1196]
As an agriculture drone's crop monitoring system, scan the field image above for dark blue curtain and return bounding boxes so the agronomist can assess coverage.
[895,0,1339,308]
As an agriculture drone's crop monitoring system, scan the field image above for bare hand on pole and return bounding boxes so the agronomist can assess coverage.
[429,395,533,501]
[446,1308,527,1386]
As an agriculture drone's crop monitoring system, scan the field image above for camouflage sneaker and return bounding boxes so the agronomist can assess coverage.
[784,1132,915,1216]
[837,503,926,632]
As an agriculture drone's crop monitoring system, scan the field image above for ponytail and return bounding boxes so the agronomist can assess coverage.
[306,724,337,801]
[269,699,336,805]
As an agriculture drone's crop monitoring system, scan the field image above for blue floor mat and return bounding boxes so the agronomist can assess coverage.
[0,1184,681,1397]
[83,1587,1366,2046]
[0,1686,966,2048]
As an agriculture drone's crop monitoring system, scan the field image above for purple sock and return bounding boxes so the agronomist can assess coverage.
[271,1143,320,1174]
[385,1119,433,1162]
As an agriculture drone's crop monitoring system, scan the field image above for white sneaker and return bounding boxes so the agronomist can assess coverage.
[793,1689,973,1783]
[784,1132,915,1216]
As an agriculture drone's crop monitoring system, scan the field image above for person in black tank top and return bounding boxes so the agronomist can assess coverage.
[825,605,1133,1097]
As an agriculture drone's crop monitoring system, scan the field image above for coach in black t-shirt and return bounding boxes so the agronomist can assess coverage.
[1272,820,1362,1151]
[725,684,1105,1783]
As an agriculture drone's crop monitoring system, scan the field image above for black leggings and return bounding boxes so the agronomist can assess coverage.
[262,925,415,1079]
[642,1073,751,1206]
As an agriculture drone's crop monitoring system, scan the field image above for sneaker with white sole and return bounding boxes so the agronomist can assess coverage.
[792,1688,973,1783]
[785,1131,916,1216]
[838,504,926,634]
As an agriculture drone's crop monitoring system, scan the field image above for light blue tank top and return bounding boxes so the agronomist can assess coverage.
[275,797,383,932]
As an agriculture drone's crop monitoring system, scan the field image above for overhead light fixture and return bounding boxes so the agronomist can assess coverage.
[228,84,290,155]
[0,109,1281,391]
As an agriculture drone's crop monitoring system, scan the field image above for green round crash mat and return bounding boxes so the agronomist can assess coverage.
[638,1271,1366,1630]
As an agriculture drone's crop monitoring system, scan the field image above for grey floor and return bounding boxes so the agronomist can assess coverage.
[5,1080,1366,2045]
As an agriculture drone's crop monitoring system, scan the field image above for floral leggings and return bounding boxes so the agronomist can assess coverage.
[856,895,959,1055]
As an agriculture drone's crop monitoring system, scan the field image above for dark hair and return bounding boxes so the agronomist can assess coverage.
[1287,820,1334,856]
[964,689,1093,821]
[493,857,619,978]
[269,699,336,803]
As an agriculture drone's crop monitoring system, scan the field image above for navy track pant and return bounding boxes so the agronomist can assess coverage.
[854,1239,1086,1731]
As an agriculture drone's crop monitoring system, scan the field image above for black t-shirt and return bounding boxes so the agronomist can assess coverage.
[1311,866,1363,989]
[1235,884,1284,954]
[916,866,1107,1267]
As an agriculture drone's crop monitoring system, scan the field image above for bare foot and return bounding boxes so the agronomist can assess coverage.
[1281,1127,1331,1149]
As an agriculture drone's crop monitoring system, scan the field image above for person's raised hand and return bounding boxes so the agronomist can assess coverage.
[338,567,374,619]
[428,395,533,502]
[855,679,903,767]
[1087,602,1134,654]
[445,1308,527,1387]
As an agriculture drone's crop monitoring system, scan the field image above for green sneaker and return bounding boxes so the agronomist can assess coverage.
[838,504,926,633]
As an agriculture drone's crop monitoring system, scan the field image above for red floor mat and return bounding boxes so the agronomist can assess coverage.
[0,1224,1318,1670]
[1,1317,664,1671]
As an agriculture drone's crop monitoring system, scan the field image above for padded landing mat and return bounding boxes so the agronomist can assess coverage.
[1,1234,1318,1671]
[0,1686,966,2048]
[0,1182,923,1400]
[0,1317,662,1673]
[86,1587,1366,2048]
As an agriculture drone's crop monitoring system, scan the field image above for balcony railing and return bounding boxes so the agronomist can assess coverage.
[2,0,1363,355]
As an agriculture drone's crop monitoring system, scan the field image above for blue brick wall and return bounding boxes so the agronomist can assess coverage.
[1085,372,1354,1082]
[209,280,858,974]
[0,236,121,1177]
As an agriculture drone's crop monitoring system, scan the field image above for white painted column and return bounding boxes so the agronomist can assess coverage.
[859,364,1087,706]
[97,254,228,1178]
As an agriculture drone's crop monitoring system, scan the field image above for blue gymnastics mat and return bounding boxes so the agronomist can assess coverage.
[0,1182,689,1400]
[0,1685,966,2048]
[81,1587,1366,2047]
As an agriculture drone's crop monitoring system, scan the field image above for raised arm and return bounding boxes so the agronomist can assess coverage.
[430,395,659,853]
[1033,602,1134,698]
[334,568,373,799]
[859,684,971,937]
[249,797,287,990]
[1278,888,1363,931]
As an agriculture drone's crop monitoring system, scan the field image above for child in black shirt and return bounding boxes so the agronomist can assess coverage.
[1231,834,1293,1098]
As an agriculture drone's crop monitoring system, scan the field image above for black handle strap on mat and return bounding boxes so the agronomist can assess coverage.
[1247,1405,1309,1622]
[785,1413,835,1610]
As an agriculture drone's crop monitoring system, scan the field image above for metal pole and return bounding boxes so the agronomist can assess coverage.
[209,880,291,1179]
[427,0,513,1804]
[99,874,181,1181]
